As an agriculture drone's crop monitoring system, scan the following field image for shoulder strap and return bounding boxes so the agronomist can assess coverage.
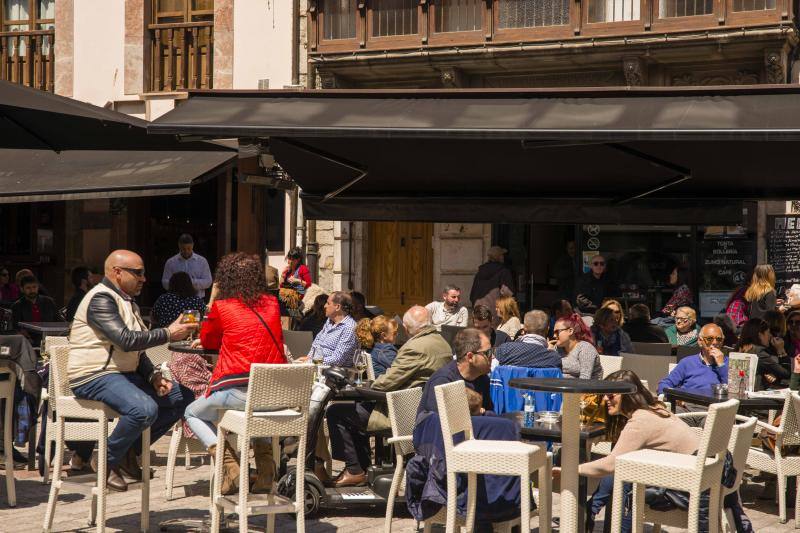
[245,302,281,353]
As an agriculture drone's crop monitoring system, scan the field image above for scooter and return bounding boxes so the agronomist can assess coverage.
[276,367,398,517]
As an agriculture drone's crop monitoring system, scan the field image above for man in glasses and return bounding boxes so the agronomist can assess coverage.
[575,254,616,314]
[67,250,198,491]
[658,323,728,397]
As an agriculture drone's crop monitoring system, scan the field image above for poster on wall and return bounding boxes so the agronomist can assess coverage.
[699,238,754,291]
[767,215,800,295]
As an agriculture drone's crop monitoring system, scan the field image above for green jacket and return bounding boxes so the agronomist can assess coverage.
[665,324,700,346]
[367,325,452,431]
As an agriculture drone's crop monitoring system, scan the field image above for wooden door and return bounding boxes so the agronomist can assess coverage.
[368,221,433,317]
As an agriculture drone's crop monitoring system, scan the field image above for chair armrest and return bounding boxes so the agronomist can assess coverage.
[755,420,781,435]
[387,435,412,445]
[676,412,708,421]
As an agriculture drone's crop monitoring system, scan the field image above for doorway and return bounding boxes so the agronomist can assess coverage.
[367,221,433,317]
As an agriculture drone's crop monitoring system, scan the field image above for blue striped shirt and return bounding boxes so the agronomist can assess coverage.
[310,315,358,367]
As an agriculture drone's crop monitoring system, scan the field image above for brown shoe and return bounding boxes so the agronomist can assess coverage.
[251,440,275,494]
[209,443,241,495]
[106,466,128,492]
[314,460,332,486]
[332,470,367,488]
[117,447,154,481]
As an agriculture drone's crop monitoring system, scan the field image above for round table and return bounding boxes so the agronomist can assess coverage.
[508,377,636,533]
[168,341,219,364]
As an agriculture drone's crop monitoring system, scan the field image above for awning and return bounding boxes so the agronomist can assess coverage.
[0,149,235,203]
[149,86,800,223]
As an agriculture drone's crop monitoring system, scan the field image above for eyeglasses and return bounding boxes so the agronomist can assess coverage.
[592,261,605,266]
[675,316,692,323]
[553,327,571,336]
[701,336,725,343]
[114,266,145,278]
[474,347,495,360]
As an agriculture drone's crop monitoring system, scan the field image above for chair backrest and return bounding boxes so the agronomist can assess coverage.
[674,344,701,360]
[778,391,800,448]
[386,387,424,456]
[434,380,474,455]
[728,416,757,493]
[364,349,376,381]
[145,343,171,366]
[44,335,69,357]
[50,345,72,399]
[244,363,316,416]
[394,314,410,345]
[283,329,314,358]
[619,353,676,394]
[668,363,677,374]
[694,398,739,469]
[440,325,465,348]
[599,354,623,378]
[631,342,672,356]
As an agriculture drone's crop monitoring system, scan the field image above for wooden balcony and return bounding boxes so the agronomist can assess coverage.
[0,29,54,92]
[149,21,213,92]
[309,0,793,55]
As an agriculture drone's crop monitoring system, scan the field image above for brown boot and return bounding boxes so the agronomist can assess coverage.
[209,442,240,495]
[250,439,276,494]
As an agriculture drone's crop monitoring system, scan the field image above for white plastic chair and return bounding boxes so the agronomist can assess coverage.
[210,363,316,533]
[384,387,423,532]
[644,413,757,533]
[433,380,551,533]
[41,335,69,484]
[746,390,800,526]
[610,398,739,533]
[0,365,16,507]
[364,350,376,381]
[43,345,150,533]
[599,354,623,378]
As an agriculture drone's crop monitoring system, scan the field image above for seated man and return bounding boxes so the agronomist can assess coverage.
[308,291,357,366]
[12,275,58,346]
[68,250,196,491]
[494,310,561,368]
[623,303,669,344]
[473,304,509,347]
[325,305,451,487]
[425,284,469,329]
[658,323,727,395]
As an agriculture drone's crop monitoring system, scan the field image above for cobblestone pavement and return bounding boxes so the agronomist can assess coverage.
[1,437,797,532]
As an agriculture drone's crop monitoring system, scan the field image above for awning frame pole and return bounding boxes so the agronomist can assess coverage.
[605,143,692,204]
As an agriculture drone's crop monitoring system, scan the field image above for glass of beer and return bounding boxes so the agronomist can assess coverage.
[182,309,200,341]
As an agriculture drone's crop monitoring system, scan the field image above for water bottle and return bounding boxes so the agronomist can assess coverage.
[523,393,535,428]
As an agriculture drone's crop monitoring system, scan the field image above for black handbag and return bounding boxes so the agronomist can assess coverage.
[641,450,736,512]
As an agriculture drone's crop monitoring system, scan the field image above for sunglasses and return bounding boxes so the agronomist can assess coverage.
[114,266,145,278]
[553,327,571,336]
[701,336,724,343]
[474,347,495,360]
[592,262,605,266]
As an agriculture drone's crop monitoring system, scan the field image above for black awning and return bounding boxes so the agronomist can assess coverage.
[0,149,235,203]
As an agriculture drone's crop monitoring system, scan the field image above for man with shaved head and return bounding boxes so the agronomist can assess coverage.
[658,323,728,395]
[68,249,197,491]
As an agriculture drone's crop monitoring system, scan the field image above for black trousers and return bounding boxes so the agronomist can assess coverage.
[326,401,375,475]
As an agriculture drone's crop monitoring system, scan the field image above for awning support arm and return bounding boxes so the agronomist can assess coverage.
[274,137,368,202]
[2,113,61,153]
[605,143,691,204]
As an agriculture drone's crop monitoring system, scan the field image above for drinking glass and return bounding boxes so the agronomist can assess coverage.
[182,309,200,341]
[353,349,367,386]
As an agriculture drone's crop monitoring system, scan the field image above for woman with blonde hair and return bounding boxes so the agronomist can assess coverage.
[744,264,777,320]
[495,295,522,338]
[601,298,625,327]
[355,315,399,377]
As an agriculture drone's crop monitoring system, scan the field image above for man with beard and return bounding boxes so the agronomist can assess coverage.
[425,284,469,329]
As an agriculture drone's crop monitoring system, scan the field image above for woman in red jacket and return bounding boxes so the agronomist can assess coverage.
[281,246,312,298]
[184,252,286,495]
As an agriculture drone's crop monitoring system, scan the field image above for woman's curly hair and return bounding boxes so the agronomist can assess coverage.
[214,252,268,305]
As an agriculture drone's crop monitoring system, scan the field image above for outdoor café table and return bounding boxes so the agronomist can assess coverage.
[663,386,785,414]
[17,321,70,340]
[509,377,636,533]
[168,341,219,364]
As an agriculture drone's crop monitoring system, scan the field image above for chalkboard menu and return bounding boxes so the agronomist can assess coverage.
[767,215,800,292]
[700,238,755,291]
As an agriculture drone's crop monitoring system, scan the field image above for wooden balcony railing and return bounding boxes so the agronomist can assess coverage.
[149,21,213,92]
[309,0,791,54]
[0,29,54,92]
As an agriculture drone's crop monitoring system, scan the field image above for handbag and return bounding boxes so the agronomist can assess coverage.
[642,450,737,512]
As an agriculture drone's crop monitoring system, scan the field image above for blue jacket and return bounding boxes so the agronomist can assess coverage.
[657,353,728,395]
[370,342,398,377]
[495,340,562,368]
[490,365,562,414]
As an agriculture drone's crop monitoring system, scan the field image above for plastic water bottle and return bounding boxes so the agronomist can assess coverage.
[523,393,535,428]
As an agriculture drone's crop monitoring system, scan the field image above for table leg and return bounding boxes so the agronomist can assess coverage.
[27,415,36,470]
[561,393,583,532]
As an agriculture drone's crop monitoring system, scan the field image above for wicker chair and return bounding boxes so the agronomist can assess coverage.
[43,345,151,533]
[599,355,623,378]
[210,363,316,533]
[165,422,208,500]
[41,335,70,484]
[746,391,800,526]
[433,380,551,533]
[0,365,16,507]
[384,387,424,532]
[644,413,757,533]
[610,398,739,533]
[144,343,171,367]
[364,350,376,381]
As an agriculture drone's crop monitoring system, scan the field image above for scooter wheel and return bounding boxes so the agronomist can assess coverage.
[303,482,322,517]
[276,469,322,518]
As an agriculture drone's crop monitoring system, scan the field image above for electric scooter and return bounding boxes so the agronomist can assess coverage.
[276,367,398,517]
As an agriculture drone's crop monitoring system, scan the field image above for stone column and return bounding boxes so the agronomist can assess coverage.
[54,0,74,96]
[214,0,234,89]
[125,0,146,95]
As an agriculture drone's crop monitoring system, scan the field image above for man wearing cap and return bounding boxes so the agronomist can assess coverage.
[161,234,213,298]
[470,245,515,321]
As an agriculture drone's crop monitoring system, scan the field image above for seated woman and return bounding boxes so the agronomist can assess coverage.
[495,295,523,339]
[183,252,287,495]
[601,298,625,328]
[576,370,751,533]
[661,266,693,317]
[591,306,633,356]
[553,315,602,379]
[355,315,398,377]
[736,318,789,389]
[152,271,205,328]
[665,306,701,346]
[295,293,328,338]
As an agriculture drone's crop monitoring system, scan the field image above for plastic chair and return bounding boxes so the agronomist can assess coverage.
[0,366,16,506]
[40,335,70,484]
[43,345,151,533]
[599,354,623,378]
[631,342,672,356]
[610,398,739,533]
[644,413,757,533]
[433,380,551,533]
[364,349,376,381]
[384,387,424,532]
[210,363,316,533]
[746,391,800,526]
[282,329,313,359]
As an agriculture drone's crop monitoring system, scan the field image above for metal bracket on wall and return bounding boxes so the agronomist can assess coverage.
[605,143,691,205]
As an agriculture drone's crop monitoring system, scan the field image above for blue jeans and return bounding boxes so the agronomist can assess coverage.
[184,387,247,448]
[72,372,193,467]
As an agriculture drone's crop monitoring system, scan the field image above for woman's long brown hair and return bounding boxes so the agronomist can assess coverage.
[604,369,670,442]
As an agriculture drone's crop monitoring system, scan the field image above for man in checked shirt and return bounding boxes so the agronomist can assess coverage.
[306,291,359,366]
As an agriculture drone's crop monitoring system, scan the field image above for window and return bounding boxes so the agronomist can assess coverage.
[587,0,640,22]
[372,0,418,37]
[0,0,55,90]
[731,0,775,11]
[323,0,357,40]
[498,0,570,28]
[150,0,213,91]
[435,0,482,32]
[659,0,713,17]
[265,189,286,251]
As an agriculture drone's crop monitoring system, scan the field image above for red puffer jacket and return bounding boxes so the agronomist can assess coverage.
[200,294,286,394]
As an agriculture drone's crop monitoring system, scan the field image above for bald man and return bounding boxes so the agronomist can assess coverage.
[68,250,197,491]
[658,323,728,395]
